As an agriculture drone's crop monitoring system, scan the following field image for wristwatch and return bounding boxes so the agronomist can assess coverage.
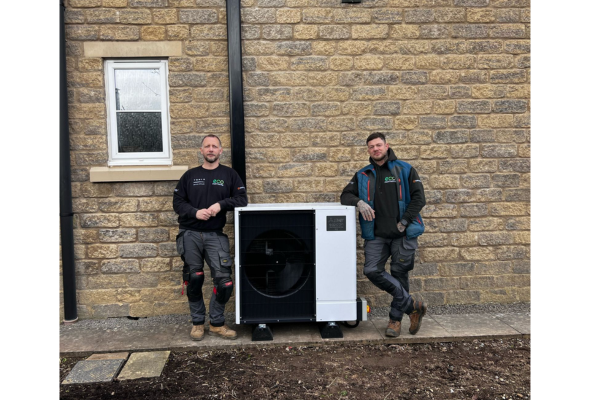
[400,219,408,227]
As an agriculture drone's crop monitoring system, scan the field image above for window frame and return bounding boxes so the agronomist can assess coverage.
[104,59,172,166]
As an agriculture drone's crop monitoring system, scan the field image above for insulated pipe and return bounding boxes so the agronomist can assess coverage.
[226,0,247,185]
[60,0,78,323]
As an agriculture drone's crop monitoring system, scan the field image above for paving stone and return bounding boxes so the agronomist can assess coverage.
[61,327,110,355]
[371,315,452,342]
[62,359,124,384]
[87,352,129,361]
[117,351,170,380]
[494,313,530,335]
[430,313,521,338]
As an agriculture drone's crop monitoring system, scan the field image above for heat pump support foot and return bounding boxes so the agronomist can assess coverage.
[252,324,273,341]
[319,321,343,339]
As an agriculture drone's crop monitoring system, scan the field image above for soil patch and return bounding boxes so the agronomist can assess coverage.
[60,338,530,400]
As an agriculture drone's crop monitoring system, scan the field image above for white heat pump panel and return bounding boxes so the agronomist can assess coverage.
[314,206,357,322]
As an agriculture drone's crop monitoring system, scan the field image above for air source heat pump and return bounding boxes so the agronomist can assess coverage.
[234,203,367,341]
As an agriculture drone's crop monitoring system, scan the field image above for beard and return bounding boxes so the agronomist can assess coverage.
[204,154,220,163]
[371,152,387,162]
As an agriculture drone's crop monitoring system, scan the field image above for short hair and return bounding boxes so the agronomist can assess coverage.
[200,134,222,147]
[366,132,386,145]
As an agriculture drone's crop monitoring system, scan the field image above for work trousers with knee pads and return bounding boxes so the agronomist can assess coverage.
[176,230,234,327]
[363,236,418,322]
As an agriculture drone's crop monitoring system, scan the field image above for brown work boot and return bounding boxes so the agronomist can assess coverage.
[190,325,204,341]
[385,319,401,338]
[408,294,427,335]
[209,324,237,340]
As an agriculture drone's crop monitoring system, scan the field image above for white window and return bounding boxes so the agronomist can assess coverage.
[105,60,171,166]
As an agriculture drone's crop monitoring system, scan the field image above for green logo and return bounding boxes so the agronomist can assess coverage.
[212,179,225,186]
[384,177,395,183]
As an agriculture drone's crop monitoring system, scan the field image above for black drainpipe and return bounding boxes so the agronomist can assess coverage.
[60,0,78,323]
[226,0,246,185]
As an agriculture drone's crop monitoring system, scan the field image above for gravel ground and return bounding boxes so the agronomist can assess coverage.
[60,302,530,330]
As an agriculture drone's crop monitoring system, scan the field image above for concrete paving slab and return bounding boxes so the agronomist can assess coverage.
[117,351,170,381]
[431,313,521,339]
[494,313,530,335]
[60,327,109,355]
[371,315,453,343]
[62,359,125,385]
[87,352,129,361]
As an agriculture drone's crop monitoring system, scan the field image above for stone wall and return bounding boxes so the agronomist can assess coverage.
[62,0,530,320]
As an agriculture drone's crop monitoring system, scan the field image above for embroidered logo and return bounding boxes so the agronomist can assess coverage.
[212,179,225,186]
[193,178,205,186]
[384,177,396,183]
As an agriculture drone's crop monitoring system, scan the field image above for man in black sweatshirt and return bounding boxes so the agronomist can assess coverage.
[173,135,247,341]
[341,133,427,338]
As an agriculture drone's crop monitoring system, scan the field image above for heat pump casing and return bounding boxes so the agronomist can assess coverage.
[235,203,357,324]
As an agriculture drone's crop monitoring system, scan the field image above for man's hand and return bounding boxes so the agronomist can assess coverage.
[196,209,212,220]
[397,222,406,233]
[207,203,221,217]
[357,200,375,222]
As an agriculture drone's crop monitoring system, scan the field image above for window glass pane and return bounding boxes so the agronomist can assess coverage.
[116,112,163,153]
[114,69,162,111]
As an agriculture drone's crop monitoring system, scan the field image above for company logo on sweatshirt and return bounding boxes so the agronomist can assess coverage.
[384,177,396,183]
[212,179,224,186]
[193,178,205,186]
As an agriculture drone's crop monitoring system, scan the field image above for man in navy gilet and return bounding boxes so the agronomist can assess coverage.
[341,133,427,337]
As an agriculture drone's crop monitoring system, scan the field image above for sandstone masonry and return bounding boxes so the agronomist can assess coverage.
[63,0,531,320]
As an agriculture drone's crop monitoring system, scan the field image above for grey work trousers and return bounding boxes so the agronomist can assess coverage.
[176,230,233,327]
[363,236,418,322]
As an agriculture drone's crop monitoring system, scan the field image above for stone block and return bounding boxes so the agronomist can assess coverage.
[87,244,119,259]
[457,100,491,113]
[277,9,301,23]
[352,24,389,39]
[433,130,468,144]
[401,71,428,85]
[460,203,488,217]
[490,69,527,84]
[481,144,518,158]
[461,174,491,188]
[119,244,158,258]
[493,99,528,113]
[101,259,140,274]
[302,8,333,24]
[354,56,384,70]
[293,25,318,39]
[452,24,488,38]
[141,258,171,272]
[319,25,350,40]
[419,116,447,129]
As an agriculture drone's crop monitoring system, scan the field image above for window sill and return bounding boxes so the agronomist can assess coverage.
[89,166,188,183]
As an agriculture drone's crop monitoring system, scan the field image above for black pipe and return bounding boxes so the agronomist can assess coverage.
[60,0,78,323]
[226,0,246,185]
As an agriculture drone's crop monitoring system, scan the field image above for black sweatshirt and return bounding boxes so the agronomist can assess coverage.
[173,165,248,232]
[340,149,425,239]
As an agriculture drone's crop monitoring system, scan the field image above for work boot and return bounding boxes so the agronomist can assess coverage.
[190,325,204,341]
[209,324,237,340]
[408,294,427,335]
[385,319,401,338]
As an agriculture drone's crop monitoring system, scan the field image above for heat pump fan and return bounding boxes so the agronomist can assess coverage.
[235,203,367,341]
